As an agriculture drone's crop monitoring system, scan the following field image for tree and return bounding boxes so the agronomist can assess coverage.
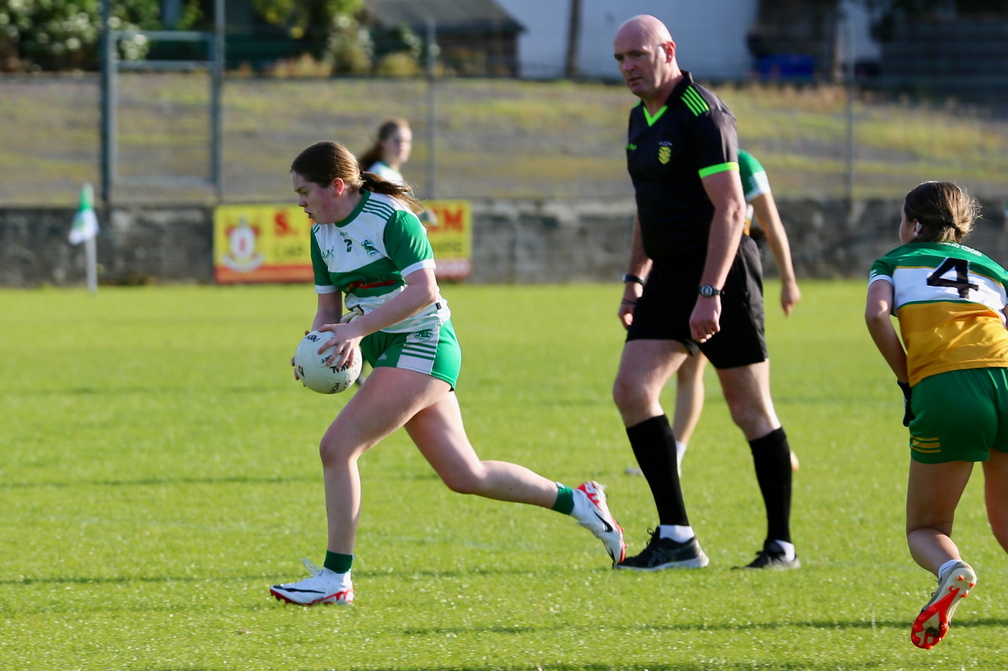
[0,0,190,72]
[564,0,581,79]
[250,0,366,67]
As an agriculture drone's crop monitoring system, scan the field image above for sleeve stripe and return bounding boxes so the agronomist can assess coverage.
[698,162,739,178]
[682,86,710,116]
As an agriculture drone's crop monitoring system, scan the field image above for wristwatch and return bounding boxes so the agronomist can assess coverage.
[622,273,646,285]
[698,284,722,298]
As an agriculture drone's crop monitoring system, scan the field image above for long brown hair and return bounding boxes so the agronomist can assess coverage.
[358,118,410,171]
[903,181,980,243]
[291,141,423,214]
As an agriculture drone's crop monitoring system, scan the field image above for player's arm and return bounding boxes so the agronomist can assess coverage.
[291,291,344,377]
[865,279,908,382]
[312,291,343,332]
[340,267,439,340]
[620,213,651,329]
[751,190,801,316]
[315,269,438,368]
[691,169,746,342]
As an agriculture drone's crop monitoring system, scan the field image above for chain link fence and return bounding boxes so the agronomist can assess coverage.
[2,67,1007,209]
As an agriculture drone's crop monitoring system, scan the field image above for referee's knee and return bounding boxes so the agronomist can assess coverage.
[612,375,641,409]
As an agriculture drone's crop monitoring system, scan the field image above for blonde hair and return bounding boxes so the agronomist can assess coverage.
[903,181,980,243]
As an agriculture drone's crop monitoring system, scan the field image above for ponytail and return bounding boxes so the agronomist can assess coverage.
[293,139,424,216]
[361,171,424,215]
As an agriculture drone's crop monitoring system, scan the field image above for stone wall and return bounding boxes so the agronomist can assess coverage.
[2,199,1007,288]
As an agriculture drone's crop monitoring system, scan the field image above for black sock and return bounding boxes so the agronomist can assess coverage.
[749,427,792,543]
[627,415,689,527]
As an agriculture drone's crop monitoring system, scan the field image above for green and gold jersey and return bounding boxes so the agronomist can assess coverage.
[310,190,450,334]
[869,241,1008,385]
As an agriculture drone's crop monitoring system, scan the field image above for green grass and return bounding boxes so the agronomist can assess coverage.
[2,282,1007,670]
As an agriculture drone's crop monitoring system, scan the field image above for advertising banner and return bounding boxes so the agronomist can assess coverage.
[423,200,472,281]
[214,205,312,284]
[214,200,471,284]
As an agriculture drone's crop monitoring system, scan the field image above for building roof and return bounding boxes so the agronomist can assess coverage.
[366,0,525,34]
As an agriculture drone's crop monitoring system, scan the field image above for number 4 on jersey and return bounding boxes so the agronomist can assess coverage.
[927,257,978,298]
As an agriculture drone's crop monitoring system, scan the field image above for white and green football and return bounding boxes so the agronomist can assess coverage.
[294,330,362,394]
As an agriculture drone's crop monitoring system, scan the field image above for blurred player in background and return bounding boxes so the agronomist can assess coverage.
[866,180,1008,650]
[356,118,417,384]
[611,14,798,571]
[671,149,802,473]
[270,141,626,606]
[359,118,412,186]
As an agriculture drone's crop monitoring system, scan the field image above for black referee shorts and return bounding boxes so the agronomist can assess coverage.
[626,235,768,369]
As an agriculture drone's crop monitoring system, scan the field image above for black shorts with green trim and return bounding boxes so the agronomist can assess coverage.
[627,236,767,369]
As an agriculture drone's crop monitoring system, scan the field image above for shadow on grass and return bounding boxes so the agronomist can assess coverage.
[0,474,318,488]
[391,614,1008,637]
[133,658,995,671]
[0,574,282,586]
[12,386,279,397]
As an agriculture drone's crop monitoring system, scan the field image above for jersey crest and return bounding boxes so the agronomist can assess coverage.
[658,142,672,164]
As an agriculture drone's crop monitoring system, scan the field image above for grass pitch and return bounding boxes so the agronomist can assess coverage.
[2,282,1006,670]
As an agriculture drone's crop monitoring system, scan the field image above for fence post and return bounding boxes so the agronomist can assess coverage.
[426,19,438,200]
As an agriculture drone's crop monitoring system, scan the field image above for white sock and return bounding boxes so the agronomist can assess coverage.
[675,440,687,473]
[771,539,796,561]
[658,524,694,543]
[938,559,961,580]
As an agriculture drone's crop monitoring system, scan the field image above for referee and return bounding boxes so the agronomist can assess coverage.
[611,14,798,571]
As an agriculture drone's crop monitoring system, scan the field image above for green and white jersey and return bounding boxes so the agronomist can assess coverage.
[738,150,770,203]
[738,150,769,235]
[366,161,405,187]
[310,190,450,334]
[868,241,1008,385]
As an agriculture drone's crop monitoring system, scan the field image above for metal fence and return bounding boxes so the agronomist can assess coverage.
[2,69,1007,210]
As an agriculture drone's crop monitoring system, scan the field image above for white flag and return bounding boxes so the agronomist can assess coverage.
[69,184,99,245]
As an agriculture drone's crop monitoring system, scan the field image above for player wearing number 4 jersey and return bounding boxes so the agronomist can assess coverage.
[866,181,1008,649]
[270,141,626,607]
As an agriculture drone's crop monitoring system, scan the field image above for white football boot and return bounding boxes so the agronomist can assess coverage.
[575,481,627,566]
[270,559,354,606]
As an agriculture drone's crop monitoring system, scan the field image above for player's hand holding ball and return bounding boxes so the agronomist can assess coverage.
[292,309,365,394]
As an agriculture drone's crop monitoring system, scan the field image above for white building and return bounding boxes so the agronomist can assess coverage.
[497,0,760,80]
[496,0,879,81]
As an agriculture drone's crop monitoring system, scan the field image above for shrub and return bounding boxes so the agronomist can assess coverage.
[0,0,175,72]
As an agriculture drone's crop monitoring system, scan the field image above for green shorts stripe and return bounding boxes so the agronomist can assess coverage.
[361,319,462,389]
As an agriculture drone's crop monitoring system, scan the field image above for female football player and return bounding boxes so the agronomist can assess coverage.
[269,141,625,605]
[358,118,412,187]
[866,180,1008,649]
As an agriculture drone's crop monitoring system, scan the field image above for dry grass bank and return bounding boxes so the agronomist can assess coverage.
[2,74,1006,207]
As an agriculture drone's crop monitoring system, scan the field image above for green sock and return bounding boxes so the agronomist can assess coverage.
[552,483,575,515]
[324,551,353,574]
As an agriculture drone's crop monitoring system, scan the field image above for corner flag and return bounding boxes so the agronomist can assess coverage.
[69,184,99,245]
